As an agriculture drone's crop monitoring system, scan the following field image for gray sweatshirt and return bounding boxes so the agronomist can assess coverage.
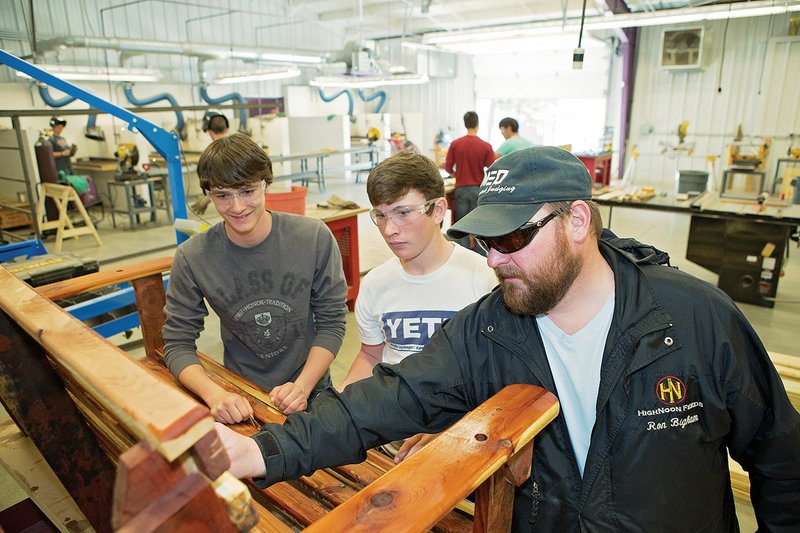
[163,212,347,391]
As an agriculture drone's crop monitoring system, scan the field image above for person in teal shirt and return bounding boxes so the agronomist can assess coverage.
[496,117,534,157]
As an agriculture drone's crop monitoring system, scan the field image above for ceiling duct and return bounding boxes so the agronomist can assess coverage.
[311,40,428,88]
[34,36,328,65]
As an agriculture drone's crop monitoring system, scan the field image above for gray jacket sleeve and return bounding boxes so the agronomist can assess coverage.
[162,247,209,379]
[308,222,347,356]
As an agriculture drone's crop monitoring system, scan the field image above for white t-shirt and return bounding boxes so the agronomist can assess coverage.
[356,243,497,365]
[537,293,615,477]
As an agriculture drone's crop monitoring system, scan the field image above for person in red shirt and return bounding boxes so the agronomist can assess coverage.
[445,111,496,254]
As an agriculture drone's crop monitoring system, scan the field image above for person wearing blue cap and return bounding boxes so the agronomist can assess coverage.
[215,146,800,531]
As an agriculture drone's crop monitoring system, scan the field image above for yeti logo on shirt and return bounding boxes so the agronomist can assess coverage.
[381,310,455,353]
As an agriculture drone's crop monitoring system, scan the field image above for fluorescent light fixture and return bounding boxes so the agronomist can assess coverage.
[259,52,323,64]
[16,64,162,82]
[310,73,429,89]
[400,41,453,53]
[433,33,605,55]
[213,67,302,84]
[208,50,323,64]
[586,1,800,29]
[424,23,566,45]
[423,0,800,45]
[234,52,323,64]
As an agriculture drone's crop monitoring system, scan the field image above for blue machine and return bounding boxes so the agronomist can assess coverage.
[64,276,170,338]
[0,239,48,262]
[0,50,186,338]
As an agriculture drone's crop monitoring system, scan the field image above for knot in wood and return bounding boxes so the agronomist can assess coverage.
[370,492,394,508]
[474,433,488,442]
[499,439,512,448]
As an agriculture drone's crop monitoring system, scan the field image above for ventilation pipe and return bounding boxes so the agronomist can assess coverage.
[318,88,354,116]
[85,113,105,141]
[357,89,386,114]
[38,84,77,107]
[37,85,104,141]
[123,84,187,140]
[199,85,250,135]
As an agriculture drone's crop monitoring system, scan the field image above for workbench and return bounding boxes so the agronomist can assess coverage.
[576,151,612,186]
[271,152,325,190]
[595,190,800,307]
[272,146,379,192]
[321,145,379,184]
[307,205,368,311]
[107,175,173,230]
[72,158,119,174]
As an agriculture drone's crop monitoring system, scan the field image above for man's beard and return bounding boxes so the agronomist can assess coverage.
[495,229,583,316]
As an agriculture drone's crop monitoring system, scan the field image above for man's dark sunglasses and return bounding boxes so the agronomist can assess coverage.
[475,209,565,254]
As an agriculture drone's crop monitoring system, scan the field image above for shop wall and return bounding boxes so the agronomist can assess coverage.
[627,16,800,191]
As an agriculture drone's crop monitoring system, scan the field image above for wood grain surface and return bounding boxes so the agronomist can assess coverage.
[304,384,559,533]
[1,265,210,461]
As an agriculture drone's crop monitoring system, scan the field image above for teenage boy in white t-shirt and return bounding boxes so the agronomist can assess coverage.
[338,150,496,459]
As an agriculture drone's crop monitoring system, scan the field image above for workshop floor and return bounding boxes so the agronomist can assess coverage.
[3,172,797,530]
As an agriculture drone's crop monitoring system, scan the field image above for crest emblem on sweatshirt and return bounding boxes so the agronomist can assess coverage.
[255,312,272,326]
[232,298,293,357]
[656,376,686,406]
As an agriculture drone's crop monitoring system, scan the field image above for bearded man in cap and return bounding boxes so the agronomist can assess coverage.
[215,146,800,531]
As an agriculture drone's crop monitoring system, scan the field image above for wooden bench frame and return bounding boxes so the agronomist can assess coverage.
[1,258,560,532]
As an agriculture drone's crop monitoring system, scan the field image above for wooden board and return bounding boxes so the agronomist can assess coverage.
[769,352,800,411]
[23,258,564,532]
[0,266,211,461]
[35,256,173,301]
[305,385,559,533]
[0,418,92,533]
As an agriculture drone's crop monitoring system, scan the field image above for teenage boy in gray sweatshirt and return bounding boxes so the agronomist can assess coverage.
[163,134,347,422]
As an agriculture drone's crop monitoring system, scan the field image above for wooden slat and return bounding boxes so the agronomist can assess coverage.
[250,502,295,533]
[729,457,750,501]
[300,469,359,506]
[25,260,557,532]
[255,481,330,527]
[305,384,559,533]
[769,352,800,372]
[0,266,211,462]
[473,441,533,532]
[35,256,173,301]
[473,467,516,533]
[131,272,168,360]
[112,441,192,528]
[0,418,92,533]
[116,472,238,533]
[0,307,116,533]
[769,352,800,411]
[144,350,473,532]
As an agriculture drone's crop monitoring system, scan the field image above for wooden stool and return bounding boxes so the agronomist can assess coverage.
[36,183,102,252]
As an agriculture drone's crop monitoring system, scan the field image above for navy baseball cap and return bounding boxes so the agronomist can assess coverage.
[447,146,592,239]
